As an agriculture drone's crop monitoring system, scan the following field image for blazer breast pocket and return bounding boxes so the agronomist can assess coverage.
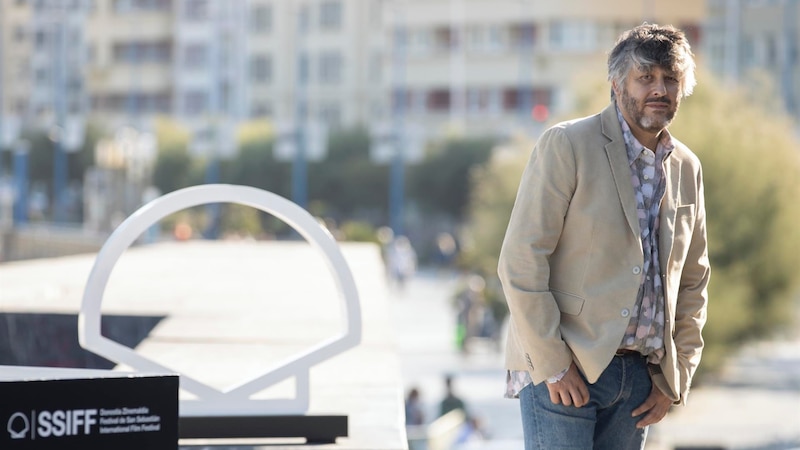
[670,204,696,261]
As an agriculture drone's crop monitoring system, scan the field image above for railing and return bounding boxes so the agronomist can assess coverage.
[0,223,111,262]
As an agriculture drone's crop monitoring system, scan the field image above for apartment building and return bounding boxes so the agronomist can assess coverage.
[0,0,707,151]
[389,0,705,137]
[704,0,799,121]
[83,0,384,154]
[0,0,89,147]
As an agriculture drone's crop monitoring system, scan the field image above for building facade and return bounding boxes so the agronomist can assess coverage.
[0,0,709,151]
[704,0,799,121]
[388,0,705,137]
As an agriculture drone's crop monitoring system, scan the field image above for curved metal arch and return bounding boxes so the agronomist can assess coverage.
[78,184,362,416]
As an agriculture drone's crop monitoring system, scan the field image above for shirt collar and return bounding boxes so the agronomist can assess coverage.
[614,103,674,166]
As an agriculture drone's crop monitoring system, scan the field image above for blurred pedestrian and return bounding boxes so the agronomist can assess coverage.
[387,235,417,291]
[434,231,458,269]
[405,387,426,450]
[438,375,466,418]
[454,274,487,353]
[405,387,424,426]
[498,24,710,449]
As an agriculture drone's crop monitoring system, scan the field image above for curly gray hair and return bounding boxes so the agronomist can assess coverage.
[608,23,696,100]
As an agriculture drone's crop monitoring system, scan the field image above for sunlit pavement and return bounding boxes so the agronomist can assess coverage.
[389,270,800,450]
[388,269,523,445]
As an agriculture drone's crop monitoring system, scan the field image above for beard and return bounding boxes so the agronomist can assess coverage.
[619,88,679,133]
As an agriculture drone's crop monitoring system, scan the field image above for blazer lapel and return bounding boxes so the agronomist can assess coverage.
[600,103,640,240]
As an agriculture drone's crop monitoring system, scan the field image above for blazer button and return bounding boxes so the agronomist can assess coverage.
[621,308,631,318]
[632,266,641,275]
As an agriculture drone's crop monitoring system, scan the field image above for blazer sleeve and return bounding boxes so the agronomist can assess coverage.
[498,125,577,383]
[673,164,711,403]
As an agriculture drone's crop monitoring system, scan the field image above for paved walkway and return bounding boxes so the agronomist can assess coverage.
[389,271,800,450]
[2,243,799,449]
[0,240,406,450]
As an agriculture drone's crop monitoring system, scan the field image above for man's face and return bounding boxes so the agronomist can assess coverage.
[614,65,682,134]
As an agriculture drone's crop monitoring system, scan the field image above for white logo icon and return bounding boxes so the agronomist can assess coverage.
[78,185,362,416]
[7,412,29,439]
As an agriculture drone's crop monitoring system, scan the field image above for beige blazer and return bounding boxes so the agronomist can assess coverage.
[498,102,710,404]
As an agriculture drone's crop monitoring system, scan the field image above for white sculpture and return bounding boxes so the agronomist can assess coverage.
[78,184,362,416]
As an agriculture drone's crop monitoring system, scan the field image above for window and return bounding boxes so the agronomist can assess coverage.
[250,102,273,118]
[409,90,426,114]
[250,4,272,34]
[184,91,207,115]
[503,87,551,112]
[14,98,27,115]
[435,27,452,52]
[113,42,140,62]
[299,52,310,84]
[319,1,342,30]
[113,0,133,12]
[408,29,433,55]
[298,4,310,33]
[35,30,48,50]
[113,41,171,63]
[548,21,597,51]
[486,25,505,52]
[13,25,26,43]
[428,89,450,111]
[114,0,171,12]
[467,88,488,114]
[391,88,410,113]
[318,51,342,84]
[512,23,537,48]
[184,43,208,69]
[318,103,341,128]
[184,0,208,21]
[35,67,50,85]
[250,54,273,83]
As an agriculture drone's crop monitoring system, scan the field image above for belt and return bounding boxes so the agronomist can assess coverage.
[615,349,643,357]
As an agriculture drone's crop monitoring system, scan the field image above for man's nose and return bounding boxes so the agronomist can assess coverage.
[652,78,667,96]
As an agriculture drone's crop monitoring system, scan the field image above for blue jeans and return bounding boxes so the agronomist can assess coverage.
[519,353,652,450]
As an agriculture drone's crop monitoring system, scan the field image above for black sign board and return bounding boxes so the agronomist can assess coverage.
[0,368,178,450]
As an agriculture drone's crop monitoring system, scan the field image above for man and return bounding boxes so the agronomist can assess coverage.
[498,24,710,449]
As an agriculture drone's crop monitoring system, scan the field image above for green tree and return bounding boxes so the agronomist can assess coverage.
[222,120,290,196]
[16,122,101,221]
[460,137,532,276]
[307,126,389,220]
[669,73,800,372]
[152,117,193,194]
[463,72,800,378]
[407,136,498,220]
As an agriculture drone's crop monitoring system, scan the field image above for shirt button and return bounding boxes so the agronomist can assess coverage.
[621,309,630,318]
[632,266,641,275]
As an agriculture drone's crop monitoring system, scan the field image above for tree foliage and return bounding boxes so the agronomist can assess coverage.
[407,136,498,220]
[462,71,800,377]
[152,117,193,195]
[669,72,800,371]
[307,126,389,221]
